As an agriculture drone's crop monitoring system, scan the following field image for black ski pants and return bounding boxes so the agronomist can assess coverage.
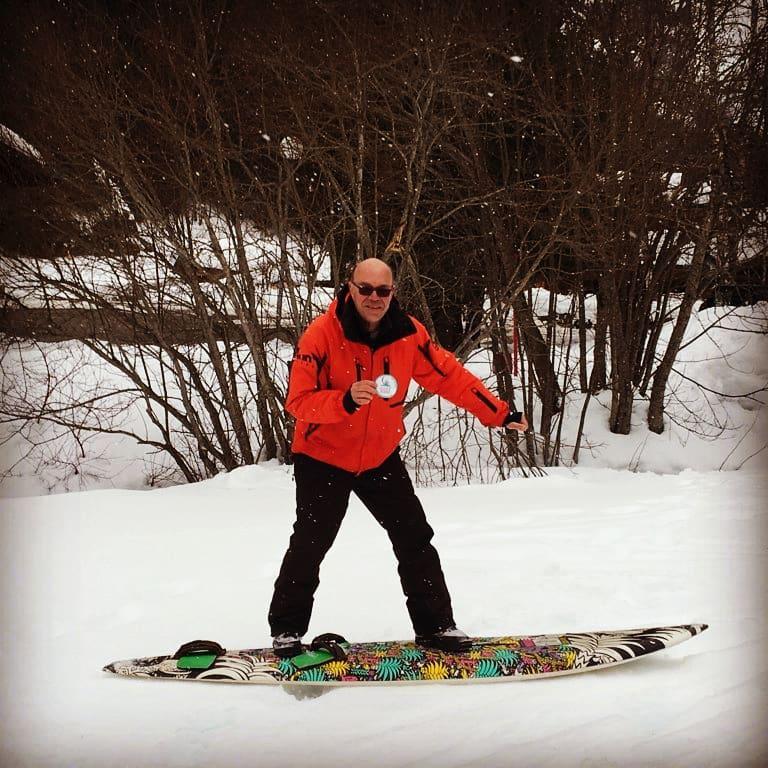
[268,449,455,637]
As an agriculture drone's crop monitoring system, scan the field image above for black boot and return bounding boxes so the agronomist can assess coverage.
[416,626,473,652]
[272,633,304,658]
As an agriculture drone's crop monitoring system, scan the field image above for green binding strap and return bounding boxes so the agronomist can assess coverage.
[177,654,218,670]
[291,633,349,670]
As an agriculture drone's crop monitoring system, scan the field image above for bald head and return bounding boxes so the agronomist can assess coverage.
[351,258,394,285]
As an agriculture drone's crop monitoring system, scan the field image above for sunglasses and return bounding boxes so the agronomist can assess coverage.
[351,281,395,298]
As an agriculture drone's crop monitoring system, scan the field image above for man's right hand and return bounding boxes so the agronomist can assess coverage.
[350,380,378,406]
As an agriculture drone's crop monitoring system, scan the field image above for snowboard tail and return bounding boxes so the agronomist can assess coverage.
[104,624,707,686]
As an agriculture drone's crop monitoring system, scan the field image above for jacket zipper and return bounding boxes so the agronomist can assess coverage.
[357,347,375,474]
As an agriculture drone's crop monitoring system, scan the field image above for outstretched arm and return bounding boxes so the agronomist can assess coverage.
[411,323,513,428]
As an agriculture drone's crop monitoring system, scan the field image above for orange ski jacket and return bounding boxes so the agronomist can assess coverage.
[286,286,511,473]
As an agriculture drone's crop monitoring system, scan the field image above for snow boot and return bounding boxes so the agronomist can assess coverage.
[272,633,303,658]
[415,626,473,652]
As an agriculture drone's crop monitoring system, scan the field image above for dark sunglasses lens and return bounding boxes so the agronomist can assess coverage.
[357,284,392,297]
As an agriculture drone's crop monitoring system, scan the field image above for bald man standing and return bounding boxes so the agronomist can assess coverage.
[269,258,528,657]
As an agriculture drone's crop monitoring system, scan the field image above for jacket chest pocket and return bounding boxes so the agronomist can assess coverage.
[327,350,366,389]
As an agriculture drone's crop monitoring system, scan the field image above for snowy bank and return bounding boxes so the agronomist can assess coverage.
[0,464,766,767]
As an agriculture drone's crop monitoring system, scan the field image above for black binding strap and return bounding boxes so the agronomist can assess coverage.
[310,633,349,661]
[172,640,226,659]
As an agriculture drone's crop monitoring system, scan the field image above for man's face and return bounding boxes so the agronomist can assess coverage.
[348,261,395,328]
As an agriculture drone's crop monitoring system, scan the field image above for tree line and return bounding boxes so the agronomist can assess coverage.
[0,0,766,485]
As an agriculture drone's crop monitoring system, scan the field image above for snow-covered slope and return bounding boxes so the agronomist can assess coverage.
[1,463,766,767]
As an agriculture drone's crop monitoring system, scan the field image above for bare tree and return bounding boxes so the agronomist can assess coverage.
[1,0,765,487]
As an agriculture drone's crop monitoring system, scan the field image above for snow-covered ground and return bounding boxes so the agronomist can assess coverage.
[1,463,766,767]
[2,300,767,496]
[552,301,768,473]
[1,300,766,766]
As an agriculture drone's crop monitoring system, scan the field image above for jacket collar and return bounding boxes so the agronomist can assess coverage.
[332,284,416,350]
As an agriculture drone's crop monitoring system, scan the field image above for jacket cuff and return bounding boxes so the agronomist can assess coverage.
[342,388,360,414]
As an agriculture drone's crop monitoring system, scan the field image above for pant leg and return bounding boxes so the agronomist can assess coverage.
[268,453,352,636]
[352,450,456,636]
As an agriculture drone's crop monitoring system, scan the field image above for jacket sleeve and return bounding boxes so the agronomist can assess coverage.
[411,321,509,428]
[285,322,350,424]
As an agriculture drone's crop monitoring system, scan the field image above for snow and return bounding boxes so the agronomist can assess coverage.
[2,300,765,496]
[0,461,766,767]
[1,297,766,765]
[0,123,43,163]
[0,217,332,314]
[534,300,768,473]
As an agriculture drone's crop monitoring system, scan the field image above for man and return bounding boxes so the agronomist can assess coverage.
[269,258,528,657]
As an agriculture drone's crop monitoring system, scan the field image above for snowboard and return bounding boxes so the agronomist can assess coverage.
[103,623,707,686]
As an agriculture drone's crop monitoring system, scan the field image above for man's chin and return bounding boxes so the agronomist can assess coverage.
[362,310,384,325]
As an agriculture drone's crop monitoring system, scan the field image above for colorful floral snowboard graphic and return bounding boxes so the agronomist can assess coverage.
[104,624,707,685]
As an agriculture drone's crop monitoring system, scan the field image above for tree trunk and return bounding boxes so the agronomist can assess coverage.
[647,209,716,433]
[606,272,635,435]
[577,280,589,393]
[591,284,608,393]
[512,290,562,436]
[609,375,634,435]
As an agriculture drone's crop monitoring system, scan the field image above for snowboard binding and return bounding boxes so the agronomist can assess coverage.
[290,633,350,670]
[172,640,227,671]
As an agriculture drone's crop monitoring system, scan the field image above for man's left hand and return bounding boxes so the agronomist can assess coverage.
[505,413,528,432]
